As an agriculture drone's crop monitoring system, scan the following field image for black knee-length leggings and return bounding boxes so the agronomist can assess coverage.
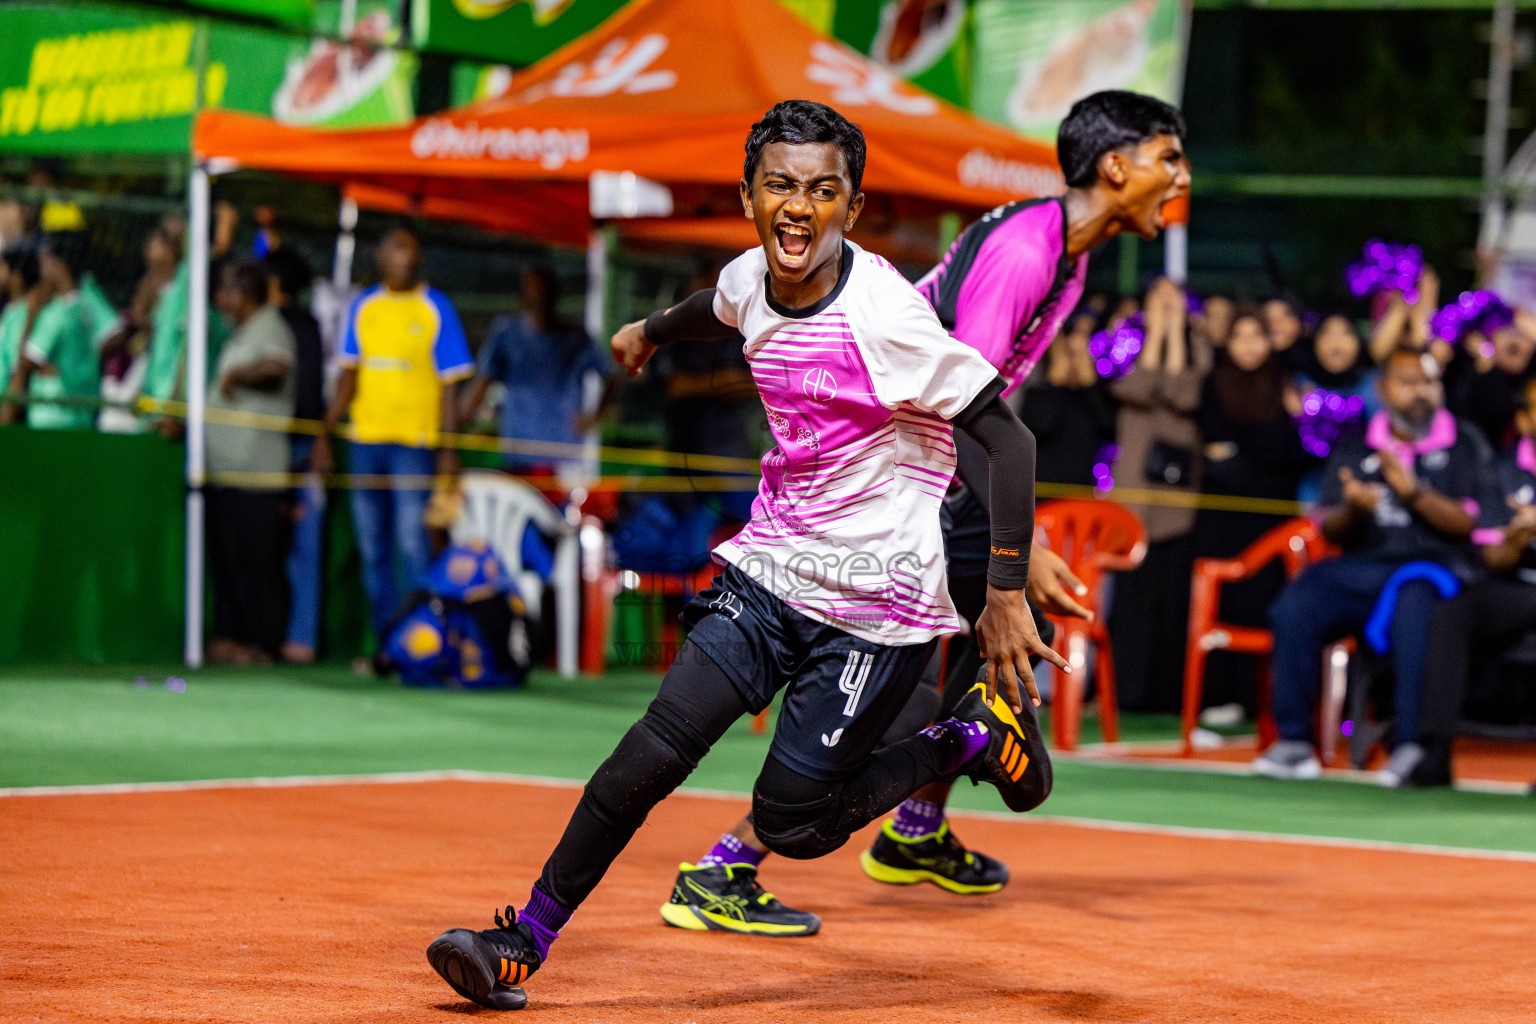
[535,639,950,911]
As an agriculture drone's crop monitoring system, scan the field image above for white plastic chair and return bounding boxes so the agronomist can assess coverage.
[450,470,580,677]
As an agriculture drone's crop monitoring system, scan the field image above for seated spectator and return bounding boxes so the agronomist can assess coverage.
[204,260,297,665]
[1109,277,1210,712]
[1022,310,1117,488]
[2,232,107,430]
[1194,308,1305,711]
[1253,347,1494,781]
[1293,312,1379,413]
[1195,293,1234,349]
[1412,375,1536,787]
[1445,317,1535,451]
[460,266,617,478]
[1261,296,1304,361]
[1292,312,1379,503]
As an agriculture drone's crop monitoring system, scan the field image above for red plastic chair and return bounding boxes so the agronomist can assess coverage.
[1180,517,1337,755]
[1034,499,1148,751]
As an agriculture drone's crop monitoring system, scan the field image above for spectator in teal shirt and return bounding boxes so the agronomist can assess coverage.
[0,247,43,398]
[2,234,111,430]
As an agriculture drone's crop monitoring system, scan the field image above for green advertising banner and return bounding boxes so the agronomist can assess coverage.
[0,2,415,156]
[409,0,629,65]
[971,0,1186,144]
[831,0,971,110]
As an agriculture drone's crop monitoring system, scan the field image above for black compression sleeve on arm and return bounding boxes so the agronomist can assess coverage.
[643,288,737,345]
[953,378,1033,589]
[951,429,992,518]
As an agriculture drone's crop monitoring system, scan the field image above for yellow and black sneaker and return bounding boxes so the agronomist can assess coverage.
[949,681,1054,812]
[860,819,1009,894]
[426,906,541,1011]
[659,862,821,937]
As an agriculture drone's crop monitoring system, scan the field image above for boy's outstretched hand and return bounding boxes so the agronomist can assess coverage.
[974,584,1071,713]
[611,320,657,377]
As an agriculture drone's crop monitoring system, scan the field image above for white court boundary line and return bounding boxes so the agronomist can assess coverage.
[3,768,1536,864]
[1056,747,1533,795]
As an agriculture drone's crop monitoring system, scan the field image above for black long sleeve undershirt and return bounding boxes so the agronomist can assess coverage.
[643,288,736,345]
[953,378,1034,590]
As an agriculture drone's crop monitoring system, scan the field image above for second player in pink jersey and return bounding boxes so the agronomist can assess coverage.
[658,91,1189,934]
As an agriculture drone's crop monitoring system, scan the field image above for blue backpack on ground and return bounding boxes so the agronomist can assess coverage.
[381,542,533,689]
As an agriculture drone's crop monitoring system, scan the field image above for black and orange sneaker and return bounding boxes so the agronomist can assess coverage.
[947,682,1053,812]
[426,906,541,1011]
[860,819,1009,894]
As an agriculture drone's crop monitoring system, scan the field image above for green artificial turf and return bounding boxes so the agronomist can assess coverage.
[3,665,1533,855]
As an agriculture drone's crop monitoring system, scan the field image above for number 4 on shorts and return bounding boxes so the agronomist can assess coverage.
[838,651,872,717]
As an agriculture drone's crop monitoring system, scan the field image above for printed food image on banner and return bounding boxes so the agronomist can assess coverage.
[272,5,416,126]
[832,0,969,109]
[870,0,966,80]
[411,0,630,65]
[971,0,1186,144]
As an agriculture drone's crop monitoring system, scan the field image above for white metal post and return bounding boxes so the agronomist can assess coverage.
[183,164,212,667]
[584,226,608,343]
[1479,0,1517,256]
[333,195,358,292]
[1165,0,1194,283]
[1164,223,1188,286]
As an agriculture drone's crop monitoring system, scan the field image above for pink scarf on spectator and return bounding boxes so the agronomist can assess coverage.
[1364,407,1457,467]
[1519,436,1536,476]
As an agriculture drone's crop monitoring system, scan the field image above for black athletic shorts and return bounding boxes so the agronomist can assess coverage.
[681,563,938,783]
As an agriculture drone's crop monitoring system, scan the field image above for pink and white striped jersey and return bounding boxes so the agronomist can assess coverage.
[709,242,1000,647]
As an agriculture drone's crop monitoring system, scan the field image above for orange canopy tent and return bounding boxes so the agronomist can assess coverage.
[193,0,1064,248]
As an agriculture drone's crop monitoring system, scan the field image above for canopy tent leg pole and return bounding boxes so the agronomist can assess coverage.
[183,163,212,668]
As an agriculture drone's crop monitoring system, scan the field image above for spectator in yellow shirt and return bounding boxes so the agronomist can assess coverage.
[312,226,473,637]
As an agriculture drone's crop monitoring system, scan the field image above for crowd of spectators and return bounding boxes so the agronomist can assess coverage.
[1025,263,1536,789]
[4,192,1536,789]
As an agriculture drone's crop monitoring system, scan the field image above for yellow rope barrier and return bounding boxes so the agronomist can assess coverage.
[6,392,1314,515]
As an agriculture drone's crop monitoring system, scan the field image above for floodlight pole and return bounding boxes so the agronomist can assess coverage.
[1479,0,1517,259]
[184,163,212,668]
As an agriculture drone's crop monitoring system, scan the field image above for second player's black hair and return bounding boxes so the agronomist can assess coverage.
[743,100,866,193]
[1057,90,1186,189]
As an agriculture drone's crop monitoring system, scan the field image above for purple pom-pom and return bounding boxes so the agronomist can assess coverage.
[1089,313,1145,381]
[1345,239,1424,303]
[1294,388,1367,459]
[1428,290,1515,344]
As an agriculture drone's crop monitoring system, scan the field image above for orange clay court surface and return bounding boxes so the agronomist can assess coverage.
[3,778,1532,1024]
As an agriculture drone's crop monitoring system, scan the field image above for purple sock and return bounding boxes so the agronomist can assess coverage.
[923,718,990,775]
[698,831,765,869]
[518,886,572,961]
[891,797,945,839]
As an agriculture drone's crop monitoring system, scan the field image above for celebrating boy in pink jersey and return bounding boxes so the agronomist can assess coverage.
[657,91,1189,935]
[425,101,1067,1011]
